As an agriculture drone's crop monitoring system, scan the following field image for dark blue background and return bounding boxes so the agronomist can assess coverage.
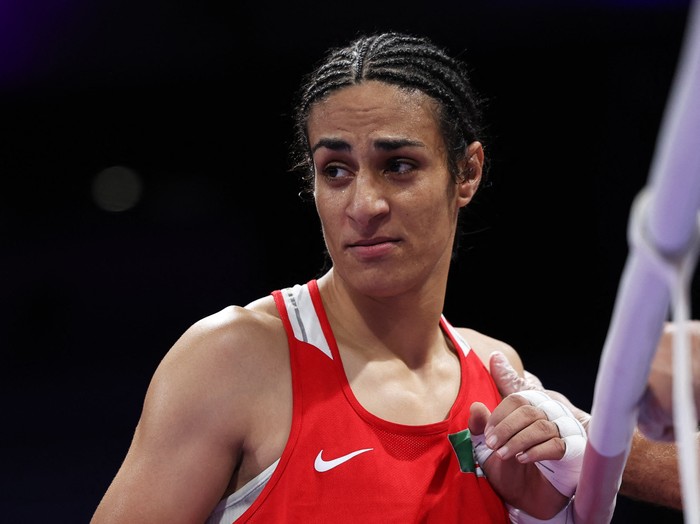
[1,1,696,522]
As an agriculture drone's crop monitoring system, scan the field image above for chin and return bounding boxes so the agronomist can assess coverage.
[348,268,417,298]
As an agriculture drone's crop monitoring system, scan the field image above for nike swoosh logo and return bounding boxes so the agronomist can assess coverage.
[314,448,373,472]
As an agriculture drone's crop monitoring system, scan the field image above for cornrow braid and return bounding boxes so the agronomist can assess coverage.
[289,32,490,260]
[290,32,487,186]
[353,38,371,78]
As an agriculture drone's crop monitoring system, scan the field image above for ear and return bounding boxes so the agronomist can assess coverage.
[456,141,484,208]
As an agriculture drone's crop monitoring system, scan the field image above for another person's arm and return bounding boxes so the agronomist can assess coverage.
[638,320,700,442]
[620,430,685,510]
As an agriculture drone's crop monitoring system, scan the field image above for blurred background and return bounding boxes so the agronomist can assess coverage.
[1,0,697,522]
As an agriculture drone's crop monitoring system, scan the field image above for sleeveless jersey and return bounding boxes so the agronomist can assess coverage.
[228,280,509,523]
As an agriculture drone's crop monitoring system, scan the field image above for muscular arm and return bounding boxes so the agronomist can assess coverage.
[638,320,700,441]
[91,306,280,524]
[610,320,700,509]
[619,430,685,510]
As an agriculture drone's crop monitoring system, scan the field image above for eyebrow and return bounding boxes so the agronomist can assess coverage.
[310,137,425,154]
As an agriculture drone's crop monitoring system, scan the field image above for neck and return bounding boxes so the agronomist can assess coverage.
[316,269,450,365]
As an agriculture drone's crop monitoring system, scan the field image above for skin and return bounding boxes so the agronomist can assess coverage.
[620,431,686,510]
[491,323,700,512]
[642,320,700,436]
[625,320,700,510]
[91,81,572,523]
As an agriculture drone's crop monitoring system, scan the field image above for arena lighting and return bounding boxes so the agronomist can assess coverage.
[92,165,142,212]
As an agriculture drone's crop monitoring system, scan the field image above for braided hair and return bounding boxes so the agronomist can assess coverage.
[290,32,488,192]
[289,32,490,259]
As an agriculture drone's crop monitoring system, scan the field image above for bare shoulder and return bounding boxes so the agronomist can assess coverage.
[158,295,286,398]
[141,294,290,448]
[453,327,524,376]
[91,295,289,523]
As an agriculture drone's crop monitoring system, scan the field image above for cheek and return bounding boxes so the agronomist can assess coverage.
[314,191,342,235]
[407,185,455,223]
[394,197,454,249]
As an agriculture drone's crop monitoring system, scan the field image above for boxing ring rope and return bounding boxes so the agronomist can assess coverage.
[573,1,700,522]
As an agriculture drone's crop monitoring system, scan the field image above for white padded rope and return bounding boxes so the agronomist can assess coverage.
[575,2,700,522]
[629,188,700,523]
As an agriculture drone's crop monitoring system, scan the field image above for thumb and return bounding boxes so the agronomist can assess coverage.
[468,401,491,436]
[469,402,496,468]
[490,352,592,433]
[489,350,533,396]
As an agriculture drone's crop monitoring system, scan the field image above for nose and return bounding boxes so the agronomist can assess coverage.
[346,172,390,227]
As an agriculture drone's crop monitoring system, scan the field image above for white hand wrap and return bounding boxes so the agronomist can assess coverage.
[471,431,495,467]
[513,390,587,498]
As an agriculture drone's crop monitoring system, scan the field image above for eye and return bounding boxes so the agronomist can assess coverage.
[319,163,352,181]
[386,158,416,177]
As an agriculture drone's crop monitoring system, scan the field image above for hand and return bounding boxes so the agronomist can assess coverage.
[469,352,588,519]
[469,390,584,519]
[638,321,700,441]
[489,350,592,432]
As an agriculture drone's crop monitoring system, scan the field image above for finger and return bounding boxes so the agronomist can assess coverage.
[515,436,567,464]
[490,415,560,461]
[512,401,590,463]
[543,389,592,431]
[489,351,528,396]
[489,351,593,433]
[510,390,588,498]
[484,392,541,435]
[489,351,548,399]
[468,402,496,467]
[468,401,491,436]
[486,391,579,460]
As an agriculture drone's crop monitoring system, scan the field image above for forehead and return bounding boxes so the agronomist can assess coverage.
[307,81,441,143]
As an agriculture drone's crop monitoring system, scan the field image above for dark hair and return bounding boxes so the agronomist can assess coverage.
[289,31,490,259]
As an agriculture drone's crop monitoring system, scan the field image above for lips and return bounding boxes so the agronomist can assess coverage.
[346,237,399,259]
[347,236,399,248]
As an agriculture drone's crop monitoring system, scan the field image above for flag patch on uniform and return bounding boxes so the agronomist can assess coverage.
[448,429,485,476]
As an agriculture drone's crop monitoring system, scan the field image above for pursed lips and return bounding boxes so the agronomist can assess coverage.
[346,237,400,259]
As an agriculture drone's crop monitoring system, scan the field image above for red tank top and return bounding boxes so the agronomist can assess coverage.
[237,280,509,523]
